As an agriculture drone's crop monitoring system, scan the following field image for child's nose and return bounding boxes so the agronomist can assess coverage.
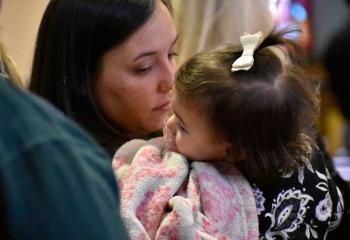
[166,115,176,135]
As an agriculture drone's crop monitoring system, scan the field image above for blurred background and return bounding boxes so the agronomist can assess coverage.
[1,0,349,178]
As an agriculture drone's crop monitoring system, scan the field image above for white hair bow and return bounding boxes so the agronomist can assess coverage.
[231,31,263,72]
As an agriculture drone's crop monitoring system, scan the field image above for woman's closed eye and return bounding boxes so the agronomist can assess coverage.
[134,65,153,74]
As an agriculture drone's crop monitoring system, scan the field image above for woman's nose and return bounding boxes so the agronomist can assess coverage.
[158,60,175,93]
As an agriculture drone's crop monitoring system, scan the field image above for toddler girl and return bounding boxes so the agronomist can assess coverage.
[114,29,343,239]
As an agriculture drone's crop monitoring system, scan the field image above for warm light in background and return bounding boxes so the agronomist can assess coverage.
[269,0,312,50]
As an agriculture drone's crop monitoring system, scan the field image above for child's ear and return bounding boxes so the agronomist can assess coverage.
[223,143,245,161]
[222,142,232,158]
[236,149,246,161]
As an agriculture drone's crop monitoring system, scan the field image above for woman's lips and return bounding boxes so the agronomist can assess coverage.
[154,101,172,111]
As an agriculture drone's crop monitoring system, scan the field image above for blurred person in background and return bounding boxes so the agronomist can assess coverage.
[0,0,128,238]
[324,0,350,238]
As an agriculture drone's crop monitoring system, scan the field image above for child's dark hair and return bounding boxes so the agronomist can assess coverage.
[175,28,319,184]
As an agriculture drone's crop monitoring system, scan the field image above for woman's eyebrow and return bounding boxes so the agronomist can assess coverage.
[133,35,178,62]
[133,51,157,62]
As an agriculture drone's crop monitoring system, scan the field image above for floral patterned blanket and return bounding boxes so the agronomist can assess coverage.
[113,139,259,240]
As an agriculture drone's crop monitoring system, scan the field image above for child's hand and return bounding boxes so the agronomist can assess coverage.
[162,118,177,153]
[148,136,173,156]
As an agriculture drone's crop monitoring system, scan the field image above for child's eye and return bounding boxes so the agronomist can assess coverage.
[177,122,187,133]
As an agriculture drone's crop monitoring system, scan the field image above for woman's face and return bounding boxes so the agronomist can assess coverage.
[94,1,177,135]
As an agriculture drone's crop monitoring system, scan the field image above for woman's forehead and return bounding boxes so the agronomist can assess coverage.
[114,1,177,60]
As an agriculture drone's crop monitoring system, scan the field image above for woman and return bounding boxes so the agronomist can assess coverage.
[30,0,177,156]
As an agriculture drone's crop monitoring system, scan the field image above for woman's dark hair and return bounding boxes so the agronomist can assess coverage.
[29,0,172,156]
[175,28,319,184]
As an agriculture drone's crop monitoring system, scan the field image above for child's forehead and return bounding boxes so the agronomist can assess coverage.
[171,93,189,115]
[171,91,192,109]
[171,88,185,105]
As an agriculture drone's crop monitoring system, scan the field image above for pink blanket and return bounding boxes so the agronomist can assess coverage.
[113,139,259,240]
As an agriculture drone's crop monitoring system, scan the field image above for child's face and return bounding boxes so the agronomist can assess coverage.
[165,91,229,161]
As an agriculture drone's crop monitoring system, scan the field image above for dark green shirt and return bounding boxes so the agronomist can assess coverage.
[0,79,128,239]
